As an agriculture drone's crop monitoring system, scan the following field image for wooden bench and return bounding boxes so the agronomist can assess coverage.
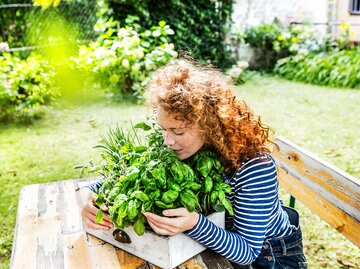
[272,136,360,247]
[10,179,234,269]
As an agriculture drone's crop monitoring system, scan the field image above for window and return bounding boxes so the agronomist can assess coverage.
[350,0,360,14]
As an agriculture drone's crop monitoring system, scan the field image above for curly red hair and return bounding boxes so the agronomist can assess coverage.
[146,60,274,171]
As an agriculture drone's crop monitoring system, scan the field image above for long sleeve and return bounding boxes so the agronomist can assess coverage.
[186,154,294,265]
[84,180,102,193]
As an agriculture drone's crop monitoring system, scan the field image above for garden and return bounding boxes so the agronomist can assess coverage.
[1,0,360,268]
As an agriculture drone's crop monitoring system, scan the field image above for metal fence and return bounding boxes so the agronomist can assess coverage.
[0,0,99,53]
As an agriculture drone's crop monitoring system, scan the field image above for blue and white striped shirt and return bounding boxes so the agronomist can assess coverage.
[186,153,295,265]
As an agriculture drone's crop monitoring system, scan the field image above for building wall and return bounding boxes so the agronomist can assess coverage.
[231,0,329,62]
[336,0,360,41]
[231,0,360,41]
[232,0,329,31]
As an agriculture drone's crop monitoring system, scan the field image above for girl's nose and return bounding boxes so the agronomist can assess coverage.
[163,131,175,146]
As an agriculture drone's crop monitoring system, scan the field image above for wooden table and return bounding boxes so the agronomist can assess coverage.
[10,179,234,269]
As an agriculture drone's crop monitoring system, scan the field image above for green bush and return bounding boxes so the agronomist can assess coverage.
[241,23,283,50]
[107,0,235,68]
[239,22,283,71]
[74,16,177,101]
[241,21,360,88]
[274,48,360,89]
[0,53,57,122]
[238,21,323,71]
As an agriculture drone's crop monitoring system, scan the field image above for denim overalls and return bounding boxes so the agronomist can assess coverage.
[232,205,308,269]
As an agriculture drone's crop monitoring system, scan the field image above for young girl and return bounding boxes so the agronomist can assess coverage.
[80,60,308,268]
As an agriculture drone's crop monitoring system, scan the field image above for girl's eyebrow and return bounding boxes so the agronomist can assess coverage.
[157,122,186,131]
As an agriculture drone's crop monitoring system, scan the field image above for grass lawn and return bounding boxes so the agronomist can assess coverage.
[0,74,359,268]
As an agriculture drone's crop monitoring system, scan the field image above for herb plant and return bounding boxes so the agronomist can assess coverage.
[78,120,233,236]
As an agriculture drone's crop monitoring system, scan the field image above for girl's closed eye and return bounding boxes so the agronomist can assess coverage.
[173,130,184,136]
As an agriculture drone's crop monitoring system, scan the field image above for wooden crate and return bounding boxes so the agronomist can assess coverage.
[85,211,225,269]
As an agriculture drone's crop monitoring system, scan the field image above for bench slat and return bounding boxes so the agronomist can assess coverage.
[116,248,150,269]
[63,232,93,269]
[11,184,39,269]
[11,182,72,269]
[273,137,360,247]
[87,234,122,269]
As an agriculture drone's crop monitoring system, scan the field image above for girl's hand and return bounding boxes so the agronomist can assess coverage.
[79,187,113,230]
[142,208,199,236]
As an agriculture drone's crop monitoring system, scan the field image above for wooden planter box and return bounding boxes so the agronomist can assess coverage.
[85,211,224,269]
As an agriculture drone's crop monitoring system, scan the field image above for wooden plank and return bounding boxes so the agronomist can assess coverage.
[63,232,93,269]
[11,184,39,269]
[274,137,360,220]
[86,234,122,269]
[199,250,234,269]
[11,183,65,269]
[11,180,86,269]
[177,254,207,269]
[58,180,83,234]
[277,168,360,246]
[273,137,360,247]
[115,248,150,269]
[64,231,124,269]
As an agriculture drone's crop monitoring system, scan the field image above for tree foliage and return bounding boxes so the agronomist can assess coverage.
[108,0,235,68]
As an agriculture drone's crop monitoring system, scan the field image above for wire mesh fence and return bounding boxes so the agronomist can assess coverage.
[0,0,99,54]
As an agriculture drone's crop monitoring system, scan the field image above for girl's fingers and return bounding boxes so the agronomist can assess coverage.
[99,211,112,223]
[142,210,199,233]
[80,189,113,229]
[162,208,188,217]
[88,212,113,228]
[147,219,175,236]
[143,212,179,234]
[83,204,113,228]
[100,204,109,212]
[143,212,172,225]
[84,218,112,230]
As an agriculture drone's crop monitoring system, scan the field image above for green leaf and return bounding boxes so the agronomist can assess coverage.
[131,191,149,202]
[182,181,201,191]
[161,190,179,203]
[133,219,146,236]
[222,198,234,216]
[203,176,213,193]
[165,28,175,35]
[152,29,161,37]
[134,122,152,131]
[155,200,175,209]
[127,200,140,220]
[180,192,197,212]
[95,209,104,223]
[196,157,213,177]
[170,161,185,183]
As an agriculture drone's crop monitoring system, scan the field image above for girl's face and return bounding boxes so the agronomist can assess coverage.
[157,107,205,160]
